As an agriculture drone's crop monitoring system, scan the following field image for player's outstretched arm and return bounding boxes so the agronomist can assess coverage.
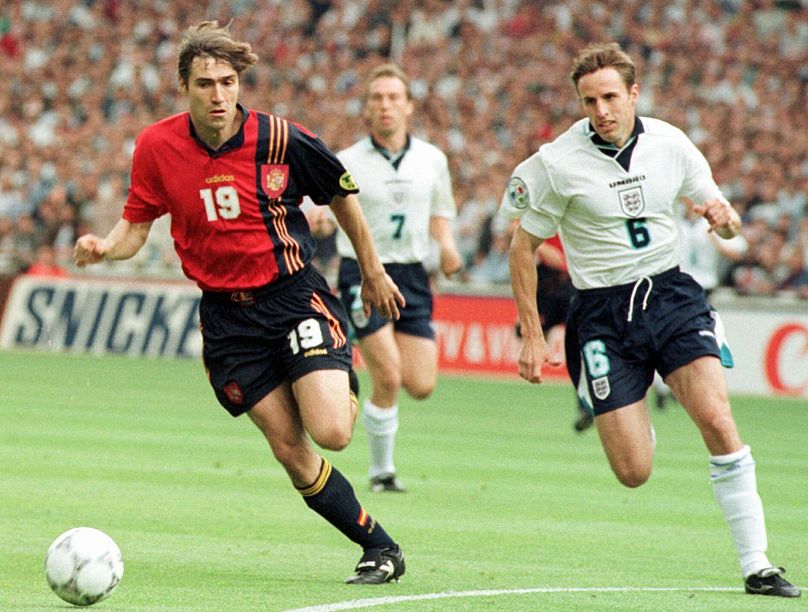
[329,193,405,320]
[509,227,559,383]
[429,216,463,278]
[73,219,153,267]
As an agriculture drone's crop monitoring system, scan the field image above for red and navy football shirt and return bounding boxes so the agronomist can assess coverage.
[124,106,358,291]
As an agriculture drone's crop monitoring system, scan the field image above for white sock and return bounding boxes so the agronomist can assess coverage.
[710,445,771,577]
[361,400,399,479]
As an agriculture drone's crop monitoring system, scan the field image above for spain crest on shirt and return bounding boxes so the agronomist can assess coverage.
[261,164,289,199]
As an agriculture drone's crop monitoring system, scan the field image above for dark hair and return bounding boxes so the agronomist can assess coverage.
[177,21,259,87]
[570,42,636,90]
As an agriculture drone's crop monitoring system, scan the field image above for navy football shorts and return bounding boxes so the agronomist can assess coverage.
[337,258,435,340]
[199,265,353,416]
[564,267,733,416]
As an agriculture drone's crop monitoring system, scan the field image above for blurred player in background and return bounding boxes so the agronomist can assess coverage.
[314,64,462,492]
[653,197,750,409]
[73,21,406,585]
[504,42,799,598]
[679,197,749,298]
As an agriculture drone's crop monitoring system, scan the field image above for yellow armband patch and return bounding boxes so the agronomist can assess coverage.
[339,172,358,191]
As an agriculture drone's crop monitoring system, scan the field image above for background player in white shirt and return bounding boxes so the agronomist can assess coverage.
[319,64,462,492]
[679,197,749,296]
[504,42,799,598]
[654,198,750,409]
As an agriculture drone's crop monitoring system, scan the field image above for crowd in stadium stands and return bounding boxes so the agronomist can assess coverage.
[0,0,806,298]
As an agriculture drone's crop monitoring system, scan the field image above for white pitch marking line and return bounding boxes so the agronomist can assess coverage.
[285,586,741,612]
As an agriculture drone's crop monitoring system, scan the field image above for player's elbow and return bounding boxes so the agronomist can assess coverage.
[509,227,542,260]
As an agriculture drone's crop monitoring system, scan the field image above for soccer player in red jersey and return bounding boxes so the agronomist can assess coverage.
[74,21,406,585]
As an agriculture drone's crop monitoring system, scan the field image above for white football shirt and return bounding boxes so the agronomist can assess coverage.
[335,136,456,263]
[500,117,729,289]
[679,213,748,290]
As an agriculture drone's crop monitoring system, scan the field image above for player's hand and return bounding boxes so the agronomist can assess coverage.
[691,199,739,238]
[73,234,107,267]
[439,246,463,278]
[361,271,406,321]
[517,335,561,384]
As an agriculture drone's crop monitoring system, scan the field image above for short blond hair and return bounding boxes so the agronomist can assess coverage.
[365,63,412,101]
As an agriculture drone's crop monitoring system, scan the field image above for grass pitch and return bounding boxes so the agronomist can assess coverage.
[1,349,806,611]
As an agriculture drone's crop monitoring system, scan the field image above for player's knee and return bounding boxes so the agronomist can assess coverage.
[405,380,435,401]
[376,367,402,395]
[614,465,652,488]
[310,424,353,451]
[616,472,650,488]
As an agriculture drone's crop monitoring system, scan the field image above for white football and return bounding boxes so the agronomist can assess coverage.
[45,527,124,606]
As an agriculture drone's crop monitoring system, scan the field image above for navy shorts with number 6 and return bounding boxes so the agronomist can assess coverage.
[200,266,353,416]
[564,267,733,415]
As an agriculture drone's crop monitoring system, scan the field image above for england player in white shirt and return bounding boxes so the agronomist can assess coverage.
[324,64,462,492]
[504,43,799,598]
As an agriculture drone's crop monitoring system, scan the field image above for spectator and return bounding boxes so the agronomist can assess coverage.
[11,213,41,273]
[466,229,512,285]
[26,243,69,277]
[0,170,25,219]
[454,183,497,268]
[777,244,808,297]
[0,215,16,274]
[0,1,804,293]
